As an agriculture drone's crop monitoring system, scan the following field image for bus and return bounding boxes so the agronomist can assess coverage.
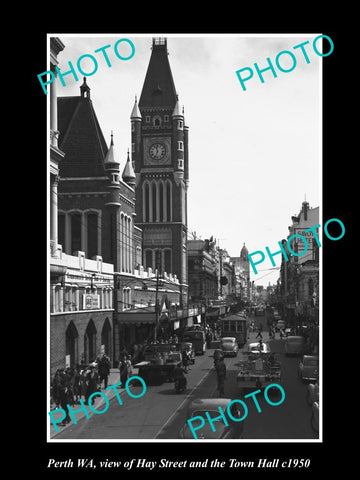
[182,328,206,355]
[220,315,248,347]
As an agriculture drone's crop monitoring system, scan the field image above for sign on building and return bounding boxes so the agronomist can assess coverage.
[83,294,100,310]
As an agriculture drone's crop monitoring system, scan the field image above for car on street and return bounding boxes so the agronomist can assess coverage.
[298,355,319,382]
[220,337,239,357]
[284,336,305,356]
[311,401,319,433]
[178,398,244,439]
[247,342,271,359]
[307,380,319,405]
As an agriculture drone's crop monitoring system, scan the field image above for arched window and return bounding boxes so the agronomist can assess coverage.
[101,318,112,359]
[87,212,98,259]
[71,212,82,254]
[159,181,164,221]
[153,115,162,127]
[145,249,153,270]
[143,182,150,222]
[58,212,65,251]
[84,319,97,364]
[165,180,172,221]
[65,321,79,368]
[163,248,172,274]
[151,181,157,222]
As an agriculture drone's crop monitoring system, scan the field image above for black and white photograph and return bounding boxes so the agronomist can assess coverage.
[41,28,349,472]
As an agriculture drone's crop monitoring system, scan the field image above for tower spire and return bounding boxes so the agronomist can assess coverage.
[122,148,136,187]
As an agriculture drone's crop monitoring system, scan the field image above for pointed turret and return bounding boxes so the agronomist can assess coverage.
[122,149,136,188]
[104,131,119,166]
[130,95,142,120]
[172,94,183,118]
[80,77,90,98]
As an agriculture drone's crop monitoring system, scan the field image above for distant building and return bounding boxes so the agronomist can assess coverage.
[230,243,251,302]
[280,200,319,324]
[187,238,218,304]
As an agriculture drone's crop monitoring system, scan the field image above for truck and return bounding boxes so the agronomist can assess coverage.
[236,342,281,391]
[134,344,183,385]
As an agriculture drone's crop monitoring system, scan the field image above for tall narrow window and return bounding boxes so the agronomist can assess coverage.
[145,249,153,269]
[58,213,65,250]
[152,182,157,222]
[87,212,98,259]
[166,181,172,221]
[71,213,82,254]
[159,181,164,221]
[164,249,172,274]
[144,182,150,222]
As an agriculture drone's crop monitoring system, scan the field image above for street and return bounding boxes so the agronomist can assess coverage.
[53,315,318,441]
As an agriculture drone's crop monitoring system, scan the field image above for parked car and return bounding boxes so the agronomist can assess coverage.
[307,380,319,405]
[298,355,319,382]
[311,401,319,433]
[220,337,239,357]
[284,336,305,356]
[179,398,244,439]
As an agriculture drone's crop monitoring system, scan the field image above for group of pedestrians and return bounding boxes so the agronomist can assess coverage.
[50,353,111,427]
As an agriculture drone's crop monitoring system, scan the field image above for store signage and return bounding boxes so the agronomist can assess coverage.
[83,294,100,309]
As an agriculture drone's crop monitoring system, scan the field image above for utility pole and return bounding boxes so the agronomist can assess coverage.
[154,249,161,342]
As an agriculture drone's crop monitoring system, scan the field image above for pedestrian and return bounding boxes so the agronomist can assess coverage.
[51,369,62,409]
[182,348,190,373]
[119,356,128,386]
[72,365,81,404]
[85,363,99,405]
[57,369,71,426]
[216,357,226,397]
[279,328,284,340]
[256,324,263,339]
[98,354,111,389]
[125,354,133,377]
[206,329,212,349]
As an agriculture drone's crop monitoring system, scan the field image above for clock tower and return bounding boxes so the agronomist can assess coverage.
[131,38,189,303]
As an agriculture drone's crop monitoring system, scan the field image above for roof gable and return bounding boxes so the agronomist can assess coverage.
[57,95,108,178]
[139,38,177,110]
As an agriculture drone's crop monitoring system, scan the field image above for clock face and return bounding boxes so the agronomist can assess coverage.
[149,143,166,160]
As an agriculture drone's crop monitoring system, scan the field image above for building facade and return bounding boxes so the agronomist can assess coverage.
[280,200,319,325]
[49,39,117,377]
[230,243,251,302]
[187,238,218,304]
[132,38,189,306]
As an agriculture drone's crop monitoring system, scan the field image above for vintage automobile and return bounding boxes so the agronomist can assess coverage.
[220,337,239,357]
[298,355,319,382]
[178,398,244,439]
[311,401,319,433]
[307,380,319,405]
[135,351,183,385]
[247,341,271,358]
[238,342,281,391]
[284,336,305,356]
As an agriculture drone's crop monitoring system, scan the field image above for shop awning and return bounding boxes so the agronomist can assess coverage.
[118,311,156,325]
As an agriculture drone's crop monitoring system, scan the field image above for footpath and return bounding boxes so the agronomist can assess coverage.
[49,366,139,439]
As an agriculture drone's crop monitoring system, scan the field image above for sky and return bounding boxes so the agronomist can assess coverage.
[51,33,322,287]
